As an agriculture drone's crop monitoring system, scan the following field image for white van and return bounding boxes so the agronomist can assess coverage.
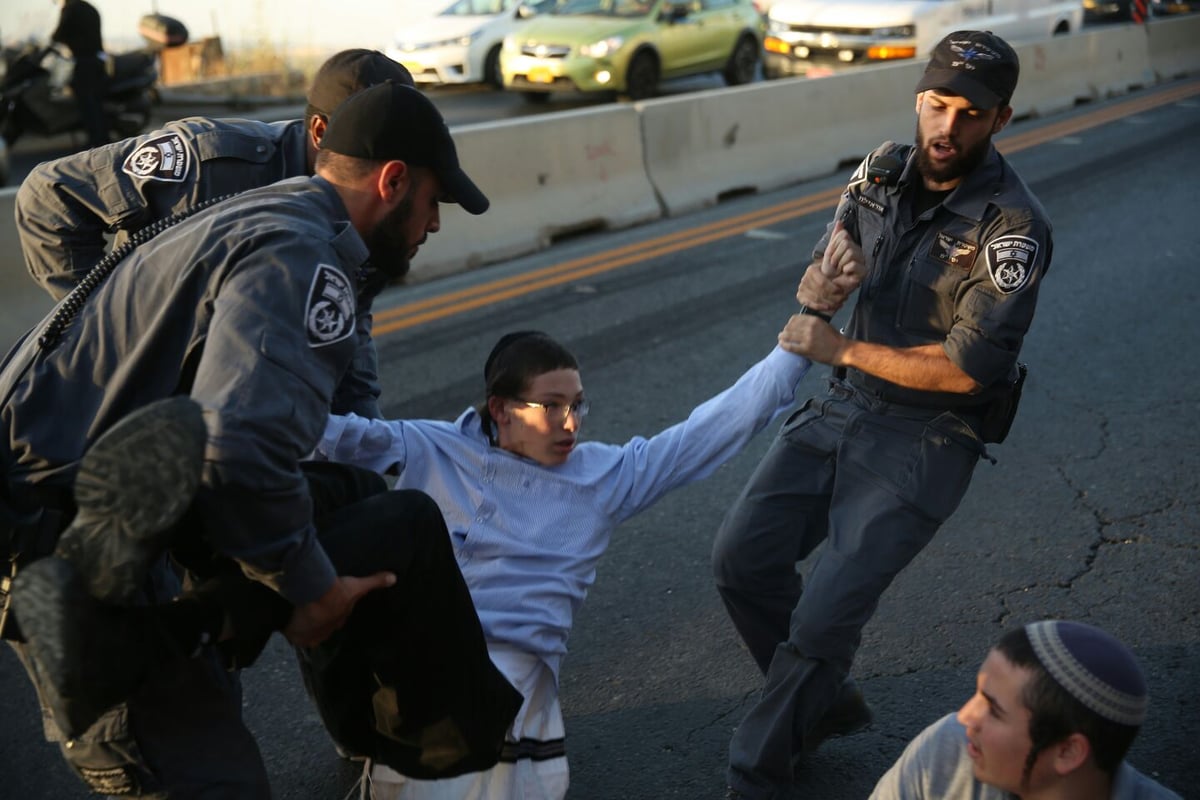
[762,0,1082,79]
[386,0,555,89]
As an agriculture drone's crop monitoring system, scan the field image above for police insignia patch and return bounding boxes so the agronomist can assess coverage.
[985,235,1039,294]
[121,134,190,182]
[932,232,978,270]
[305,265,355,348]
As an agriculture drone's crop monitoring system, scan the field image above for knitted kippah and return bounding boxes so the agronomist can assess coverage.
[1025,620,1147,726]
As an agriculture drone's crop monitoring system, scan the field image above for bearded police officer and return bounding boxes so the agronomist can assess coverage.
[713,31,1053,799]
[15,48,412,418]
[1,82,520,797]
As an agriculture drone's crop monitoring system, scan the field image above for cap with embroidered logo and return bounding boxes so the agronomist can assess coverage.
[320,81,488,215]
[915,30,1019,110]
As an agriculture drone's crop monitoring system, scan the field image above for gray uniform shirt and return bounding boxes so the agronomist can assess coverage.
[869,714,1183,800]
[15,116,381,418]
[817,141,1053,409]
[0,175,369,605]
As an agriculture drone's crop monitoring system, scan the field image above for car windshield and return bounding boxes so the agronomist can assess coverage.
[548,0,657,18]
[440,0,507,15]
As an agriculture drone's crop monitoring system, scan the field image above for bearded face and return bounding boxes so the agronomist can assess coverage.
[914,118,993,185]
[912,91,1005,187]
[363,189,415,282]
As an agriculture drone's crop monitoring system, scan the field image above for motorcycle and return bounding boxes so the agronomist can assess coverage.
[0,42,159,155]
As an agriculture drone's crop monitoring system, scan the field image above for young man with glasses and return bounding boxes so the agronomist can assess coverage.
[315,320,859,800]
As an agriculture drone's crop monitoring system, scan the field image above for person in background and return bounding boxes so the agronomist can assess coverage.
[869,620,1182,800]
[715,30,1054,799]
[51,0,107,147]
[15,47,412,416]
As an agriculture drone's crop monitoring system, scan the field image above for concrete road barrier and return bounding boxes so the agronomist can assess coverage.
[1013,33,1108,118]
[639,61,923,217]
[412,104,663,281]
[1077,24,1156,99]
[1145,14,1200,82]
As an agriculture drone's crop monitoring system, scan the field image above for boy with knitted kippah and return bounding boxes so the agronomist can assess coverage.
[870,621,1181,800]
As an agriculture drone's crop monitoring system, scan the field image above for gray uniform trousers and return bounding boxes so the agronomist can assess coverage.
[712,381,983,798]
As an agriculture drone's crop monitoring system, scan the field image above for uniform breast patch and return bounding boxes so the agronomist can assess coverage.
[306,265,355,348]
[854,193,885,216]
[932,232,978,270]
[121,133,191,182]
[985,235,1039,294]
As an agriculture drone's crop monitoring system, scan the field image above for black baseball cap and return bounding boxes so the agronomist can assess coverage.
[307,49,414,118]
[320,81,489,215]
[915,31,1019,110]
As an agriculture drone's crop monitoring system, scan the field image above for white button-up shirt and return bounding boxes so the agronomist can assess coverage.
[318,346,809,681]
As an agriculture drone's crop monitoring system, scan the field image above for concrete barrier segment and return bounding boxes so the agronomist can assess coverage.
[1012,32,1110,118]
[409,105,664,282]
[1144,14,1200,82]
[1074,25,1156,100]
[639,62,924,217]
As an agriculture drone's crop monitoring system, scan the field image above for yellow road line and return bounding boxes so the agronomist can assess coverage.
[375,80,1200,337]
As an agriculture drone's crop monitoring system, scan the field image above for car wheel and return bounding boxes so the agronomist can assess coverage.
[622,51,659,101]
[724,35,759,86]
[484,45,503,90]
[521,91,551,104]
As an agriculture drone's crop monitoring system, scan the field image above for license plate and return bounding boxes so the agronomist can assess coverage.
[527,66,554,84]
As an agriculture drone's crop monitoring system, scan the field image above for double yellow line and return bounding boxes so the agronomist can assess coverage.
[374,79,1200,337]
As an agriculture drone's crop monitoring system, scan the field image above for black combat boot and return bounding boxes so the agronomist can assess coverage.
[12,557,176,739]
[802,677,874,755]
[53,395,206,603]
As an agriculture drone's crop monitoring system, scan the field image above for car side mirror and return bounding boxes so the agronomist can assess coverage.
[515,3,537,19]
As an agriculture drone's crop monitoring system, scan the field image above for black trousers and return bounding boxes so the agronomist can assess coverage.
[179,461,523,780]
[70,56,109,147]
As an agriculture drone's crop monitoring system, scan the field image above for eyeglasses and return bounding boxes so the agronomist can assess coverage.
[512,398,590,424]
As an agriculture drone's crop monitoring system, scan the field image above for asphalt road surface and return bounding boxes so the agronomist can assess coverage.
[1,79,1197,798]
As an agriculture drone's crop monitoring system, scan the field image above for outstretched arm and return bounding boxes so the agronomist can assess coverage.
[778,316,980,394]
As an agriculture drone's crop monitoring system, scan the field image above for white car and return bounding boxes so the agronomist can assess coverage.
[386,0,556,89]
[763,0,1082,79]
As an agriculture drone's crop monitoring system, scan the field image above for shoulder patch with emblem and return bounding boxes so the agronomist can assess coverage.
[985,235,1039,294]
[305,265,355,348]
[122,133,191,182]
[932,232,978,270]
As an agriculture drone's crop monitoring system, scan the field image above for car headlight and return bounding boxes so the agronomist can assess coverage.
[767,19,787,34]
[872,25,915,38]
[456,30,483,47]
[579,36,624,58]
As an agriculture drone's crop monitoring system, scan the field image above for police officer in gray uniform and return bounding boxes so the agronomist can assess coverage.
[713,31,1054,799]
[15,47,412,417]
[1,82,520,797]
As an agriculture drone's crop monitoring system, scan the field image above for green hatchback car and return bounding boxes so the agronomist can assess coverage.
[500,0,764,102]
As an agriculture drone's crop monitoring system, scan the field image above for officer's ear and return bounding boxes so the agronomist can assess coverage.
[308,114,328,149]
[377,160,410,204]
[992,105,1013,135]
[915,92,924,115]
